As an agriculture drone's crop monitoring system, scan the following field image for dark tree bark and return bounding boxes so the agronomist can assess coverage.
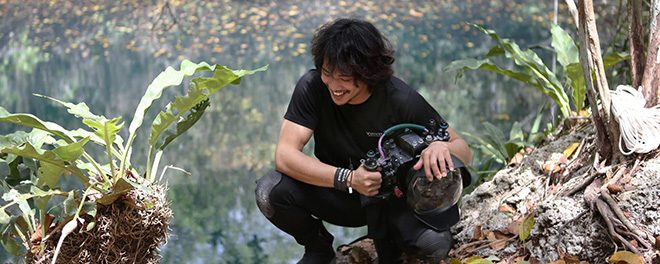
[628,0,646,91]
[642,1,660,107]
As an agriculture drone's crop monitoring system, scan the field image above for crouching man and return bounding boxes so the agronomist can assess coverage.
[255,18,472,263]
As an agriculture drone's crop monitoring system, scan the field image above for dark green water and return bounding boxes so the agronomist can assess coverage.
[0,1,565,262]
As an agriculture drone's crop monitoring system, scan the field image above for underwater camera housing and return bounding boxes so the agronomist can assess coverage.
[361,120,471,214]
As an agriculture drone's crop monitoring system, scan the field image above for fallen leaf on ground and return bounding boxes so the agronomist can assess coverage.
[472,225,483,241]
[528,258,543,264]
[607,184,623,193]
[608,250,643,264]
[489,239,507,250]
[508,152,524,168]
[507,218,522,235]
[499,204,516,214]
[542,154,568,175]
[563,142,580,158]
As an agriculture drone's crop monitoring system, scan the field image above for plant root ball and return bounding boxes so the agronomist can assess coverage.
[32,179,172,264]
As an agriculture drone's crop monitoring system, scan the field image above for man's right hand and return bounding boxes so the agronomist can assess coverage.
[350,165,382,196]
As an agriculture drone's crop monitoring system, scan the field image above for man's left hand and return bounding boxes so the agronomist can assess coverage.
[413,141,454,181]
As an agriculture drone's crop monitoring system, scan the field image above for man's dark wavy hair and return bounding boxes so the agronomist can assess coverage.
[311,18,395,89]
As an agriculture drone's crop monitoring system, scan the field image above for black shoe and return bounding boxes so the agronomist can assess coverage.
[297,226,336,264]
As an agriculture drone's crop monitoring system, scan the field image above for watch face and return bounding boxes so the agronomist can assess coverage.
[407,168,463,212]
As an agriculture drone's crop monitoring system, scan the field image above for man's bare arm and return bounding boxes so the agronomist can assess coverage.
[274,119,382,195]
[275,119,337,187]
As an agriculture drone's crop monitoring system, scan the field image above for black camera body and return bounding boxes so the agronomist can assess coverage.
[361,119,450,199]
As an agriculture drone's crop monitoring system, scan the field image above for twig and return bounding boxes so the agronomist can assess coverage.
[559,210,589,227]
[626,157,642,177]
[561,168,595,197]
[601,165,626,190]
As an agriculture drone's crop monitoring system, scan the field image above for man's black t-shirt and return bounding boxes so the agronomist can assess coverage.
[283,69,461,233]
[284,69,445,169]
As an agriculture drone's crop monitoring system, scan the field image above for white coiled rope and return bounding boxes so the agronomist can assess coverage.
[610,85,660,155]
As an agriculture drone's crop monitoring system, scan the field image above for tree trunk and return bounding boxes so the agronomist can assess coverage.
[576,0,621,162]
[565,0,579,31]
[628,0,646,90]
[643,0,660,107]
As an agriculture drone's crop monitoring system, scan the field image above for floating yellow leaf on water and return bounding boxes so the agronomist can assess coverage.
[493,113,510,120]
[467,42,474,47]
[154,48,166,57]
[225,21,235,29]
[409,9,423,17]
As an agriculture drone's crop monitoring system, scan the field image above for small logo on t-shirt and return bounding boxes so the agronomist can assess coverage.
[365,131,383,138]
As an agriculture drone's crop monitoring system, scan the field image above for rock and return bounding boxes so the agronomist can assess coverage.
[453,126,660,262]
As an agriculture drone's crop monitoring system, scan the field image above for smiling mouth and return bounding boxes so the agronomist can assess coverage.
[332,91,347,96]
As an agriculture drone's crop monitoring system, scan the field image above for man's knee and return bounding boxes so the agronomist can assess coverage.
[409,228,453,262]
[255,170,283,218]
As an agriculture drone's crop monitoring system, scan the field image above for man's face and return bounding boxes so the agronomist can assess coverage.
[320,64,370,106]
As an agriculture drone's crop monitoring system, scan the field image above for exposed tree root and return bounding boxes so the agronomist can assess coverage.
[593,198,641,255]
[583,151,656,261]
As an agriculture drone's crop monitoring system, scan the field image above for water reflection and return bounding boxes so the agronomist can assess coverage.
[0,0,563,262]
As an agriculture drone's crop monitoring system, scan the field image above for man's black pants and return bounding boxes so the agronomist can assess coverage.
[255,170,453,263]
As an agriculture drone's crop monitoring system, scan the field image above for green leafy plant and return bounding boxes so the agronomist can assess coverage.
[0,60,266,259]
[444,23,628,119]
[464,103,544,187]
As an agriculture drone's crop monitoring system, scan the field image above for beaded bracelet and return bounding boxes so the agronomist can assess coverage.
[334,167,350,192]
